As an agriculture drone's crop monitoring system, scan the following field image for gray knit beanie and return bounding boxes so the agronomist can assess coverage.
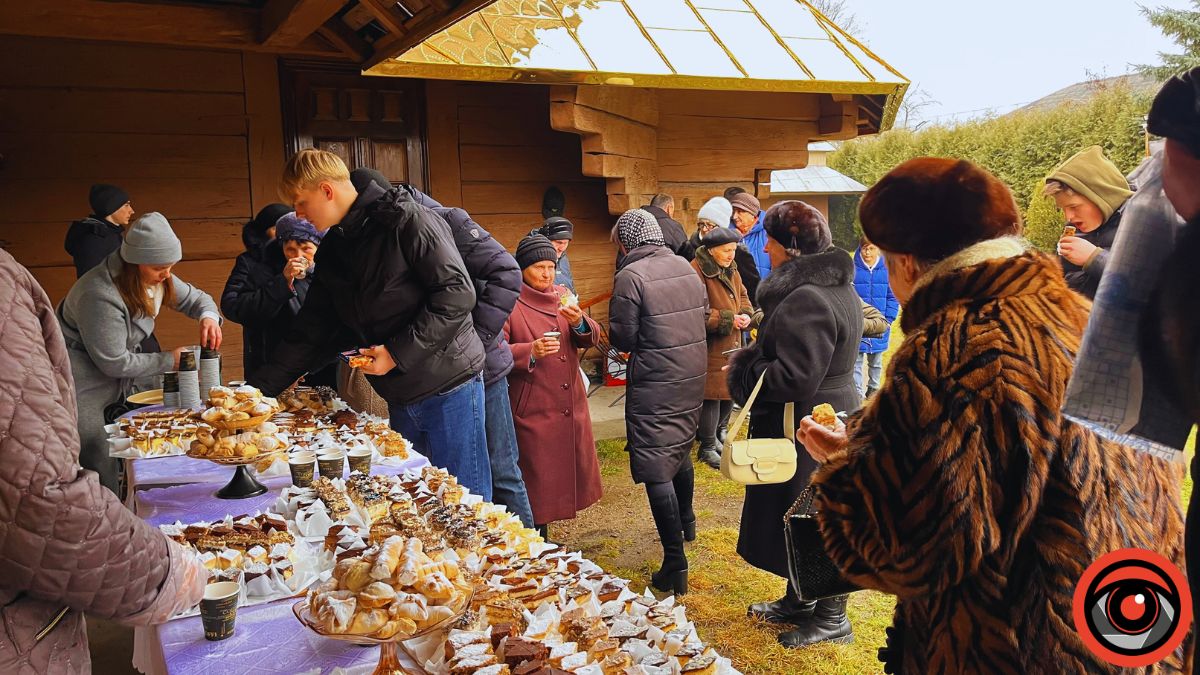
[121,212,182,265]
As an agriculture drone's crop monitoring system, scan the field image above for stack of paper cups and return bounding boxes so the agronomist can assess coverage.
[178,351,202,410]
[200,347,222,400]
[162,372,181,409]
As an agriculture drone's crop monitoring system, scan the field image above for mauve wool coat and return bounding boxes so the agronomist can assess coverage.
[504,283,603,524]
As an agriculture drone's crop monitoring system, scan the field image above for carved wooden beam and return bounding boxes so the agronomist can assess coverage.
[260,0,346,48]
[0,0,346,58]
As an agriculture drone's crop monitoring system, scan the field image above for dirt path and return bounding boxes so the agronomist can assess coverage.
[553,441,742,577]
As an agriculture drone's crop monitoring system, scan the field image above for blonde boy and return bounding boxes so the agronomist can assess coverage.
[247,149,493,498]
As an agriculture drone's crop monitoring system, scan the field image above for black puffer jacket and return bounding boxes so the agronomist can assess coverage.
[400,186,521,386]
[220,225,335,387]
[609,245,708,483]
[64,216,122,279]
[248,182,484,404]
[727,248,862,577]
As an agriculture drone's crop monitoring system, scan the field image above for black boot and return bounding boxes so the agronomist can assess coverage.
[778,595,854,648]
[696,441,721,470]
[748,583,816,624]
[646,482,688,595]
[674,463,696,543]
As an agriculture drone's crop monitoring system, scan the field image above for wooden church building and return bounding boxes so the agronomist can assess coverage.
[0,0,907,377]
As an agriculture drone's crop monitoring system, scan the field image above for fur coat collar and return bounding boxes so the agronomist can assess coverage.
[755,247,854,317]
[901,238,1063,333]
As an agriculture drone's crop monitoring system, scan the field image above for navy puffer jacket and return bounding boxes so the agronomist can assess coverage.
[400,186,521,386]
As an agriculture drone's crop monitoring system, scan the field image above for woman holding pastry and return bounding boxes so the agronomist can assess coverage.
[795,159,1186,672]
[725,200,861,648]
[57,213,222,492]
[503,234,603,540]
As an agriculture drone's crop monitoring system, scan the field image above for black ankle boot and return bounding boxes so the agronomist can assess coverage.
[697,442,721,470]
[748,593,816,624]
[646,483,688,595]
[681,519,696,542]
[778,595,854,648]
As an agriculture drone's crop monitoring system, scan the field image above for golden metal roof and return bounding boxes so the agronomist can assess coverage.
[367,0,908,127]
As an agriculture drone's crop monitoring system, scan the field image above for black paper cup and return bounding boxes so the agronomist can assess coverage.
[317,453,345,480]
[347,449,372,475]
[289,452,316,487]
[179,351,197,372]
[200,581,240,641]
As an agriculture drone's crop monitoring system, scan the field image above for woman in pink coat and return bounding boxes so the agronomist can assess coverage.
[504,234,603,539]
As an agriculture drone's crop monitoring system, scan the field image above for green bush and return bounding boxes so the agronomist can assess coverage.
[829,83,1154,252]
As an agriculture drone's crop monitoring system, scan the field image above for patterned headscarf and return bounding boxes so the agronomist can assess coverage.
[615,208,665,252]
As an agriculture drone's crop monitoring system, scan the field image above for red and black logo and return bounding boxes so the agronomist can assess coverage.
[1072,548,1192,667]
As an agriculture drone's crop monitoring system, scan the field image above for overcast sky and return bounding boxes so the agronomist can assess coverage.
[843,0,1191,124]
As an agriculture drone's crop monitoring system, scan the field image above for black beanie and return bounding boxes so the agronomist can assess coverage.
[89,183,129,218]
[515,234,558,270]
[701,227,742,248]
[350,167,391,194]
[540,216,574,241]
[1149,66,1200,158]
[250,203,291,237]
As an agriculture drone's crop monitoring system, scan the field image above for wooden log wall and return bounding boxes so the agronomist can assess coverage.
[656,89,818,231]
[0,36,287,379]
[426,82,614,322]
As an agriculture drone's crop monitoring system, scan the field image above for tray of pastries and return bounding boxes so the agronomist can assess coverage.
[278,385,344,414]
[106,410,210,459]
[160,513,328,604]
[301,535,473,640]
[187,423,287,464]
[201,385,280,430]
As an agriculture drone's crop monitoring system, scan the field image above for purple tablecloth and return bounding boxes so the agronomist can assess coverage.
[127,451,428,492]
[127,455,233,490]
[134,455,430,527]
[142,598,420,674]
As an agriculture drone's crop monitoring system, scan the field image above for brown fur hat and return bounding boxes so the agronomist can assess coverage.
[860,158,1022,262]
[762,200,831,255]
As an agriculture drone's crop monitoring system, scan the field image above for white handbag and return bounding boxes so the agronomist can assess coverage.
[720,371,798,485]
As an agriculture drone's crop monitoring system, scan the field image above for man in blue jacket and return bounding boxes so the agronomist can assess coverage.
[350,168,535,528]
[727,191,772,282]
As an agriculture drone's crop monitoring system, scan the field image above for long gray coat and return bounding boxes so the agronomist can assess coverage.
[727,249,863,578]
[610,245,708,484]
[56,252,218,491]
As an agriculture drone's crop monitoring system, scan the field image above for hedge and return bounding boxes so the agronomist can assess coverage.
[827,83,1155,252]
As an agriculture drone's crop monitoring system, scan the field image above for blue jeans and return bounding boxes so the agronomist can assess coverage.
[389,373,492,501]
[484,379,535,528]
[854,351,885,395]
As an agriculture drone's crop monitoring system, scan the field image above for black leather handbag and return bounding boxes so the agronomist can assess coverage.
[784,486,860,602]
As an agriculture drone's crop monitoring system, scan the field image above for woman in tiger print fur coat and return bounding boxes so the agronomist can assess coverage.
[799,158,1189,673]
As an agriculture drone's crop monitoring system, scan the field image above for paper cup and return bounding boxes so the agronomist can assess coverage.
[347,448,372,475]
[317,453,345,479]
[200,581,240,641]
[288,452,316,487]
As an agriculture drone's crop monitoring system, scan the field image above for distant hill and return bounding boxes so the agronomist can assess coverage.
[1015,73,1159,114]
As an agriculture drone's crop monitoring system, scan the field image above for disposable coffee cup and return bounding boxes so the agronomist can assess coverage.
[347,448,372,475]
[288,452,317,487]
[317,453,345,479]
[179,351,197,372]
[200,581,240,641]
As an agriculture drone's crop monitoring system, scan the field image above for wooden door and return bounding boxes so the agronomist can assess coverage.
[280,61,426,188]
